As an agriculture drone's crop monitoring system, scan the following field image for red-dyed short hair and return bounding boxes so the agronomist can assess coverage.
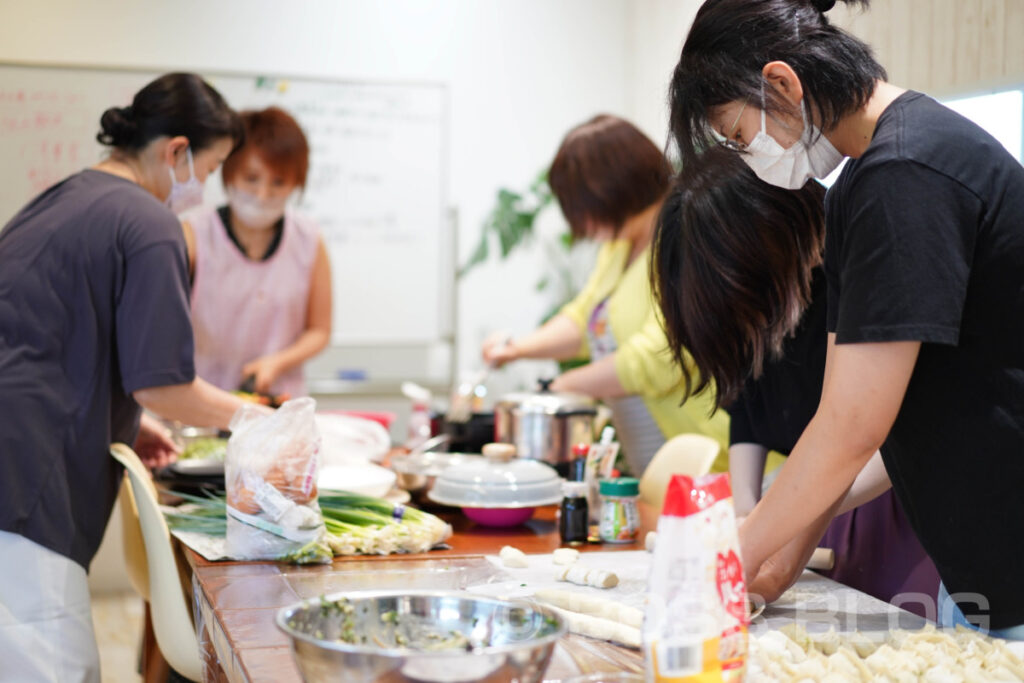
[549,114,672,240]
[221,106,310,189]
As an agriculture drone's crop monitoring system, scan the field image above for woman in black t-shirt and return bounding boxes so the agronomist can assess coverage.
[652,147,939,616]
[666,0,1024,636]
[0,73,254,680]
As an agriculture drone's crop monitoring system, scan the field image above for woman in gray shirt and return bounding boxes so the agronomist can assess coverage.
[0,72,253,681]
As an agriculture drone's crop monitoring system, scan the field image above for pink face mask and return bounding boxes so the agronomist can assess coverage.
[166,147,205,214]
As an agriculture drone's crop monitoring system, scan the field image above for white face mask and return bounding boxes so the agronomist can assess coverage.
[741,98,844,190]
[227,187,288,230]
[166,147,205,214]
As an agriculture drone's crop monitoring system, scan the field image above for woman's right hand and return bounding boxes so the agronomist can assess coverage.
[481,332,517,367]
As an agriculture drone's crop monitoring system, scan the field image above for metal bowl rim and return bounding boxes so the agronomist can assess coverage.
[275,589,567,657]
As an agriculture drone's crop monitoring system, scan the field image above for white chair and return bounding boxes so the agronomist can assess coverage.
[110,443,202,682]
[638,433,722,512]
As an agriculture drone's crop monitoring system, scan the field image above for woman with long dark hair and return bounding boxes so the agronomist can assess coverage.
[0,73,253,679]
[668,0,1024,636]
[653,147,939,615]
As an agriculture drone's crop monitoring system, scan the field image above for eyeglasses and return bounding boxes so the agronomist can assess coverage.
[711,100,748,152]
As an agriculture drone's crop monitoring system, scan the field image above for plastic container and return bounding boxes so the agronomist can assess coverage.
[598,477,640,544]
[406,402,432,450]
[559,481,589,543]
[462,507,535,527]
[321,410,396,430]
[401,382,434,450]
[428,454,563,508]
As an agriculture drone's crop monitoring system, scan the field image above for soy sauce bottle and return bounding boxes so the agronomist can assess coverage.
[559,481,589,544]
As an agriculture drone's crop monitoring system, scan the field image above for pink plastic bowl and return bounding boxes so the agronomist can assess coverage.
[462,507,535,527]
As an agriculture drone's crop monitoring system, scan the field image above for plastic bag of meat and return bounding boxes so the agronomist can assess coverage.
[224,397,331,564]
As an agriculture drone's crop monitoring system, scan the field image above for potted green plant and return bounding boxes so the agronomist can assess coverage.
[460,170,593,370]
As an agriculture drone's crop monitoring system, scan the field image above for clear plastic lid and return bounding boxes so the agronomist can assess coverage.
[429,455,563,508]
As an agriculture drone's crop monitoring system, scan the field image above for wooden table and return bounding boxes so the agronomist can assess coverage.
[185,504,658,682]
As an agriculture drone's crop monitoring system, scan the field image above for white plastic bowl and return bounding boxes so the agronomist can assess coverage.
[317,463,397,498]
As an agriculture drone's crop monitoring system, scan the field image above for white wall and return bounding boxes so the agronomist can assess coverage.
[0,0,633,395]
[625,0,702,148]
[624,0,1024,142]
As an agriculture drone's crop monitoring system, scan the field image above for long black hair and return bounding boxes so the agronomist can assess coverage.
[97,72,243,153]
[652,147,826,408]
[669,0,884,165]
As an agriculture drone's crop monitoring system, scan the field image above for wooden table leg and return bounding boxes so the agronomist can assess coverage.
[141,601,170,683]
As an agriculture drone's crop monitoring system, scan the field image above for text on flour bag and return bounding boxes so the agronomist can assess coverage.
[644,473,748,682]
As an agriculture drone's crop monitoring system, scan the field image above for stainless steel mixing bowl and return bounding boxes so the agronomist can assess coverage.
[276,590,565,682]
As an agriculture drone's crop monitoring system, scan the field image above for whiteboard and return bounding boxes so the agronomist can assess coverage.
[0,62,449,346]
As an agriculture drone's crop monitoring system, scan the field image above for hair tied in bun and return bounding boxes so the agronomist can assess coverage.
[96,104,140,147]
[812,0,837,12]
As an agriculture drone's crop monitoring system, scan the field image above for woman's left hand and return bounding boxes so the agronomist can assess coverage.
[133,413,179,469]
[242,355,283,394]
[745,545,805,604]
[740,504,836,604]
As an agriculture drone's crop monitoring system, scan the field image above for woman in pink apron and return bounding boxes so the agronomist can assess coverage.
[182,107,332,398]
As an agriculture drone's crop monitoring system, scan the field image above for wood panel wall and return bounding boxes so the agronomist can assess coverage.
[829,0,1024,97]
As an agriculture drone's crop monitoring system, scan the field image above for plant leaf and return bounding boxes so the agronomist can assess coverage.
[458,233,490,279]
[457,169,553,278]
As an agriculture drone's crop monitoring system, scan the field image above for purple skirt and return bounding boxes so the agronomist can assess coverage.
[818,489,940,619]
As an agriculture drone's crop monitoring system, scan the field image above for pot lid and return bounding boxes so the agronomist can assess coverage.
[496,379,596,416]
[429,453,563,508]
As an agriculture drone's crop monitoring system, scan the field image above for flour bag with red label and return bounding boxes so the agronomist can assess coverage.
[643,473,747,682]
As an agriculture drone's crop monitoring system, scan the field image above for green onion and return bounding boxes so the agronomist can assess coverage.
[160,486,452,561]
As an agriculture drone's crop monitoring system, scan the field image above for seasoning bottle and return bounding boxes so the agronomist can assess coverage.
[559,481,590,544]
[598,477,640,543]
[568,442,589,481]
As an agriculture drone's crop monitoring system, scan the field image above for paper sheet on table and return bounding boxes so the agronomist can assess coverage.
[171,529,232,561]
[466,550,652,613]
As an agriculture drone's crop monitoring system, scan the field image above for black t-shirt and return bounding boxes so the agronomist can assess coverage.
[825,91,1024,629]
[0,170,195,569]
[727,269,827,454]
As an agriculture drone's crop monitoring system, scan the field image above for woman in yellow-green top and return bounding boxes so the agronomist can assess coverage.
[483,114,729,475]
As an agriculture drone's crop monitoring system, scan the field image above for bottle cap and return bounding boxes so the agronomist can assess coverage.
[599,477,639,497]
[571,442,591,457]
[562,481,589,498]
